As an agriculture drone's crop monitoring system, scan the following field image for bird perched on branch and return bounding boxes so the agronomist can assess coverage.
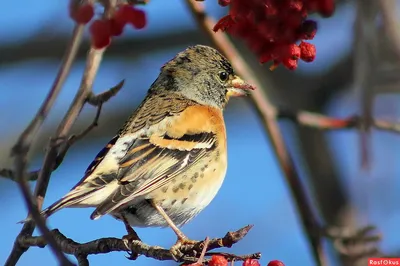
[40,44,255,257]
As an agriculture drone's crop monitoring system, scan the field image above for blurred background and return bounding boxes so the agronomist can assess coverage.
[1,0,400,265]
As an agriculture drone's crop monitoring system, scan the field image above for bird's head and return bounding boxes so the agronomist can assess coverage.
[150,45,255,109]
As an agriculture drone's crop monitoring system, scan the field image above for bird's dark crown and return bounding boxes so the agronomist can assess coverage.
[163,45,234,75]
[148,45,236,109]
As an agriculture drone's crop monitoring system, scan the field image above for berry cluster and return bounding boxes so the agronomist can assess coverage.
[183,255,284,266]
[213,0,335,70]
[69,2,146,49]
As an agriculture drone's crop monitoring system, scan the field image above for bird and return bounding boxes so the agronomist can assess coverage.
[39,44,255,257]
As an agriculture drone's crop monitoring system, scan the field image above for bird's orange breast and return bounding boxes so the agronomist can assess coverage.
[163,105,227,149]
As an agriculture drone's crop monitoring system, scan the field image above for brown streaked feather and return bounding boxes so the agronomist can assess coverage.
[72,92,195,191]
[90,105,225,219]
[71,135,119,190]
[119,92,198,135]
[91,131,216,219]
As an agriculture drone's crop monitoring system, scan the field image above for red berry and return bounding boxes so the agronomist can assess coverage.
[258,22,278,41]
[242,259,261,266]
[115,5,147,30]
[218,0,231,7]
[276,44,300,60]
[89,20,112,49]
[212,0,331,69]
[299,20,317,40]
[289,43,301,59]
[114,5,134,24]
[265,0,278,17]
[267,260,285,266]
[299,41,316,62]
[282,58,298,70]
[288,0,303,12]
[209,255,228,266]
[70,4,94,24]
[109,18,126,36]
[129,9,146,29]
[282,12,303,29]
[318,0,335,17]
[304,0,319,12]
[213,15,235,32]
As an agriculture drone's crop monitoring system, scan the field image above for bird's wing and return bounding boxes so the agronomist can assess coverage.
[70,92,196,191]
[41,92,198,218]
[90,101,223,220]
[70,135,120,190]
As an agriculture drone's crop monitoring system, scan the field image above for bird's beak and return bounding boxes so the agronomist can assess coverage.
[227,75,255,97]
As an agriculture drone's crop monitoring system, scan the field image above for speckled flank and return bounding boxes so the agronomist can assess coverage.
[117,152,227,228]
[191,173,199,183]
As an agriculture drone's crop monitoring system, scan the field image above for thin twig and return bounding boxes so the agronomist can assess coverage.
[354,0,379,169]
[5,24,85,266]
[278,108,400,133]
[5,1,119,265]
[18,226,256,265]
[196,237,210,265]
[0,79,125,184]
[204,252,261,261]
[86,79,124,106]
[184,1,326,265]
[10,24,84,158]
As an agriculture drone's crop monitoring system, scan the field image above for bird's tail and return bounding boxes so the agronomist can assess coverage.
[18,190,94,224]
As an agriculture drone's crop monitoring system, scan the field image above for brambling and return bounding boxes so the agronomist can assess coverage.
[40,44,254,256]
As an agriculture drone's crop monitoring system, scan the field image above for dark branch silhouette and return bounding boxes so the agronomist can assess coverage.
[16,226,260,266]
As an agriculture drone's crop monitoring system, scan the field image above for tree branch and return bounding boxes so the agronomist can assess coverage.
[277,108,400,133]
[0,79,124,184]
[5,1,120,265]
[17,226,259,265]
[6,23,86,266]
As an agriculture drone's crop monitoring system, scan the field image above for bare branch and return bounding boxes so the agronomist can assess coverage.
[6,1,120,265]
[17,226,258,265]
[195,237,210,265]
[354,0,379,168]
[277,108,400,133]
[0,79,124,184]
[6,23,86,266]
[87,79,125,106]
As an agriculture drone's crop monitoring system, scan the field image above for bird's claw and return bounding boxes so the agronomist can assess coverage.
[122,236,140,260]
[170,244,184,261]
[169,238,198,261]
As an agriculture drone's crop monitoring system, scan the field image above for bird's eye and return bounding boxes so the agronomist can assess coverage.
[218,72,229,82]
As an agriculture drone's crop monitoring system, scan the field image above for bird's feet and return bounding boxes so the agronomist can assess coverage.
[122,232,141,260]
[170,237,198,261]
[121,216,142,260]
